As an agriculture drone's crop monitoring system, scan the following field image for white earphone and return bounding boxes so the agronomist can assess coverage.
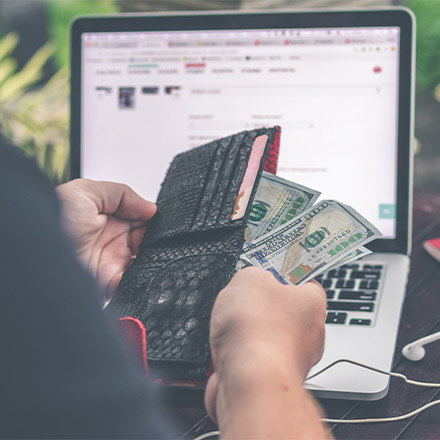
[402,331,440,361]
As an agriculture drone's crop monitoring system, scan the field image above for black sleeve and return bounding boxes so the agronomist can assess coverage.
[0,137,179,439]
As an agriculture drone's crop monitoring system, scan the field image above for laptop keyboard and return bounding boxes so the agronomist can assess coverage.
[315,262,386,327]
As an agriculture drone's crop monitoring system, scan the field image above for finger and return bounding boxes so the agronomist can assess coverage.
[204,373,219,424]
[81,180,157,221]
[106,272,123,300]
[300,281,327,319]
[307,279,323,288]
[302,279,326,298]
[129,225,147,255]
[229,266,280,289]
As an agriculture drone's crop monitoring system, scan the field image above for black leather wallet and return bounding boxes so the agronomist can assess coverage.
[107,126,280,384]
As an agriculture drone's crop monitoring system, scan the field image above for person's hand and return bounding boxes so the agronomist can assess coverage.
[205,267,326,429]
[56,179,156,299]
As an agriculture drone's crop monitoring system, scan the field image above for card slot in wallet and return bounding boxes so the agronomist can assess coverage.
[143,128,276,245]
[201,132,253,229]
[142,138,221,243]
[191,133,237,230]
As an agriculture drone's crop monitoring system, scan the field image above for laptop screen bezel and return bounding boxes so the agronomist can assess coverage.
[70,8,414,255]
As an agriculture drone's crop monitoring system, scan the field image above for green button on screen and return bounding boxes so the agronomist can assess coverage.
[379,204,396,219]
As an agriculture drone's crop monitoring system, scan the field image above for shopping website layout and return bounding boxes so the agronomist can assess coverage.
[82,27,400,237]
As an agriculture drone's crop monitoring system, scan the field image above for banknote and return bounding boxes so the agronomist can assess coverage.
[245,172,320,242]
[319,246,372,275]
[241,200,381,285]
[235,257,254,272]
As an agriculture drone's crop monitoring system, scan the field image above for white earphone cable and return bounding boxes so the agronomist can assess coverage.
[193,358,440,439]
[306,358,440,388]
[193,430,220,440]
[322,399,440,424]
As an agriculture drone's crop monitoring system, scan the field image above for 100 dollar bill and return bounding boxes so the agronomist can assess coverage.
[242,200,381,285]
[245,172,320,242]
[323,246,372,274]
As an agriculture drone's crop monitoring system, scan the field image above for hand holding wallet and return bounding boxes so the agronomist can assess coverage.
[107,126,280,383]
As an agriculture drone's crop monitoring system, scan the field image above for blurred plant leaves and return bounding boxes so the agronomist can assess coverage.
[0,33,69,183]
[45,0,119,69]
[0,42,55,102]
[407,0,440,91]
[0,1,119,184]
[0,32,19,61]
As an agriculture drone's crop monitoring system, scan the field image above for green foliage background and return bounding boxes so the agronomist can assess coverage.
[0,33,69,183]
[0,0,120,184]
[407,0,440,91]
[45,0,119,69]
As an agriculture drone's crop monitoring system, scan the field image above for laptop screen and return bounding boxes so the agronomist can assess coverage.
[80,25,401,239]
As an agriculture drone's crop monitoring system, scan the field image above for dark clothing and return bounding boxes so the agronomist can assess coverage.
[0,137,176,438]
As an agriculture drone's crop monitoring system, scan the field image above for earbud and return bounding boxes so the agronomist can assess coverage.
[402,331,440,361]
[402,342,426,361]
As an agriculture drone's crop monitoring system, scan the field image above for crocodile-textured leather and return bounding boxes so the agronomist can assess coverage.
[108,126,280,382]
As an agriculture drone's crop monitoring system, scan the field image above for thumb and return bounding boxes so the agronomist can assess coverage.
[74,179,157,221]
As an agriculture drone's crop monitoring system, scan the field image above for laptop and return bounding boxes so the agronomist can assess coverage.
[70,8,414,400]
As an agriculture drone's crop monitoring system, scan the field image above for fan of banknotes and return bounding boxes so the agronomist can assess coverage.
[239,172,382,285]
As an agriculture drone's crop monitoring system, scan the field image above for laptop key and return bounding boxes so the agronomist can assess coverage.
[339,290,377,301]
[326,312,347,324]
[335,279,355,289]
[349,318,372,326]
[321,279,333,288]
[359,280,379,290]
[350,271,381,280]
[327,301,375,312]
[327,269,347,279]
[325,289,335,299]
[342,264,359,269]
[363,264,383,270]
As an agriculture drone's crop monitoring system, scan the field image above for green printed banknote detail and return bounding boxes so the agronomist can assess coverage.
[324,246,372,273]
[241,200,381,285]
[245,172,320,242]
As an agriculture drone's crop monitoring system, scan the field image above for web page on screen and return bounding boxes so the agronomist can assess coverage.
[81,27,399,237]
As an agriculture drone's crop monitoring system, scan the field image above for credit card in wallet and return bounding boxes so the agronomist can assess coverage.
[231,134,268,220]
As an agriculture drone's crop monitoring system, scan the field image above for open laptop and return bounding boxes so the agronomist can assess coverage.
[70,8,414,400]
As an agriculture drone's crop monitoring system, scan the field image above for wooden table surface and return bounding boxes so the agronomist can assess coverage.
[159,190,440,440]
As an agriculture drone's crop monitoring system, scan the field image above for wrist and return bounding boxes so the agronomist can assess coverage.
[215,337,312,382]
[214,347,303,412]
[213,352,324,439]
[216,345,305,392]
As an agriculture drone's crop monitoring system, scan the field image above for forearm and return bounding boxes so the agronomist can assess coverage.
[215,354,327,439]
